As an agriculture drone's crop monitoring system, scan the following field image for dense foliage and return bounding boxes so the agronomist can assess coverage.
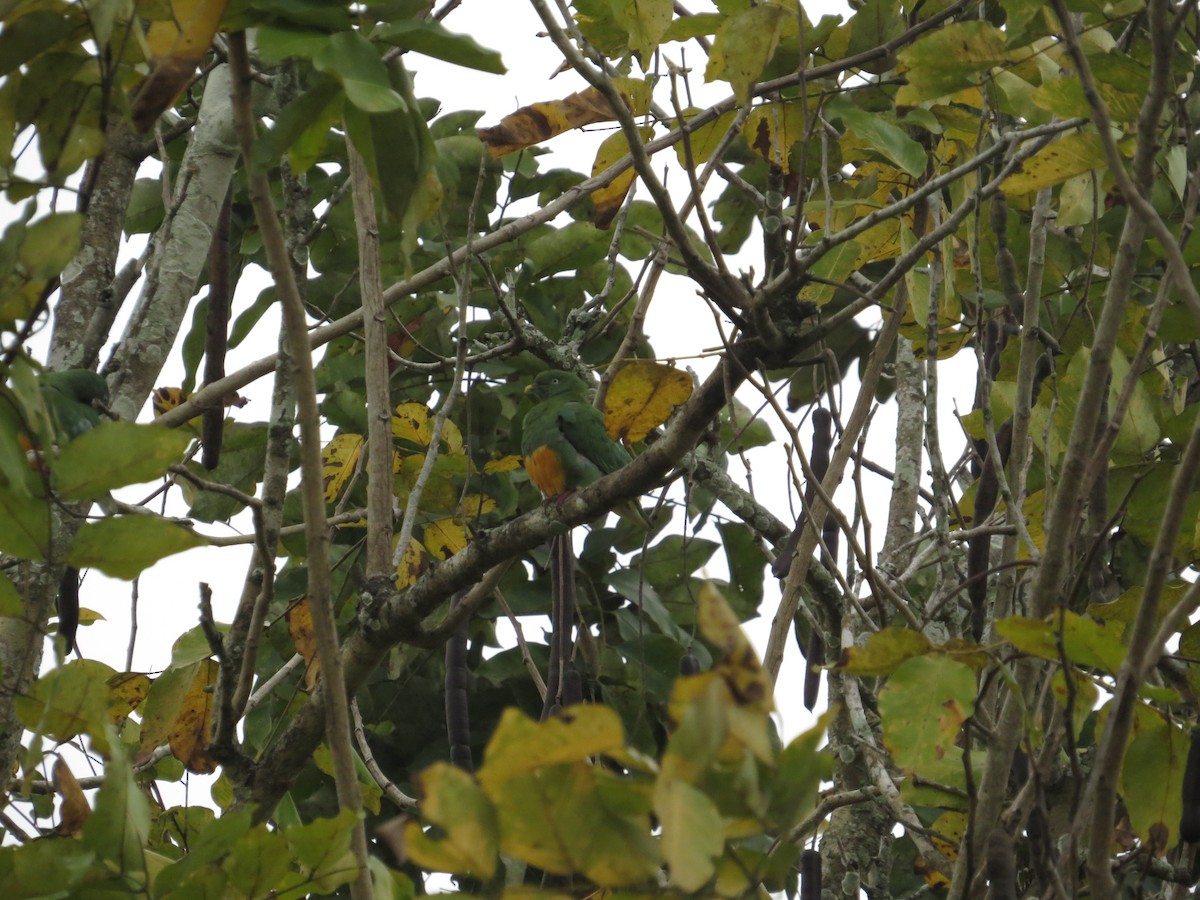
[3,0,1200,897]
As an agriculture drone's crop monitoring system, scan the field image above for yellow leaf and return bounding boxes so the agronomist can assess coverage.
[423,517,471,560]
[392,403,463,453]
[1001,131,1108,195]
[401,763,499,878]
[456,493,496,520]
[321,433,363,504]
[603,361,693,442]
[590,126,654,229]
[106,672,151,724]
[287,599,320,690]
[698,583,773,713]
[482,454,522,474]
[743,100,811,173]
[395,537,428,588]
[168,658,218,774]
[476,706,626,791]
[133,0,231,132]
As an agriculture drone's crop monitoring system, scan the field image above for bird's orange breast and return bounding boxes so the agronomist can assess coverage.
[525,445,567,497]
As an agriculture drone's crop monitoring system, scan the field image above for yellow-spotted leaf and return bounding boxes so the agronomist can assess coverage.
[456,493,496,519]
[392,403,463,453]
[395,536,428,588]
[482,454,522,474]
[106,672,151,724]
[591,126,653,229]
[168,657,218,774]
[705,5,787,102]
[321,433,363,504]
[422,517,470,560]
[1000,132,1108,196]
[603,361,693,443]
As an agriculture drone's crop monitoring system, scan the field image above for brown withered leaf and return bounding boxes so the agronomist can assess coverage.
[287,599,320,690]
[477,80,649,158]
[53,756,91,835]
[168,658,218,774]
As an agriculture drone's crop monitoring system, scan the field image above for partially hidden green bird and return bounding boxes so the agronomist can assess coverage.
[521,370,633,503]
[41,369,109,442]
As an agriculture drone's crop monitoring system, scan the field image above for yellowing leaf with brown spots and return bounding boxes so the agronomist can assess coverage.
[743,100,812,172]
[591,126,653,229]
[603,361,693,443]
[395,536,429,588]
[321,433,363,504]
[106,672,151,724]
[53,756,90,835]
[698,582,773,713]
[288,599,320,690]
[457,493,497,520]
[152,387,188,417]
[133,0,231,132]
[391,403,463,453]
[168,657,218,774]
[1000,132,1107,195]
[476,79,651,158]
[423,517,470,560]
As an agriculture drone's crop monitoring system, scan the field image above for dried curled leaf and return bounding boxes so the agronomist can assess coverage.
[603,361,693,443]
[477,79,650,158]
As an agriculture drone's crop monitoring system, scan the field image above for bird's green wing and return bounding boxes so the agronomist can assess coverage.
[557,401,631,475]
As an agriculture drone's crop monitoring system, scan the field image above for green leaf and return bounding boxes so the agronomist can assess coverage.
[252,76,343,172]
[1120,714,1187,848]
[476,706,627,790]
[613,0,674,60]
[798,239,864,306]
[0,834,94,897]
[828,98,926,177]
[705,5,787,102]
[878,655,975,793]
[375,20,506,74]
[838,626,933,676]
[0,571,20,617]
[0,10,78,77]
[138,661,200,759]
[20,212,83,278]
[82,730,151,879]
[16,658,114,743]
[995,612,1126,675]
[314,31,404,113]
[68,515,207,580]
[525,220,610,276]
[281,809,359,895]
[53,421,191,501]
[655,778,723,891]
[0,483,49,560]
[663,12,722,42]
[895,21,1009,104]
[223,826,292,897]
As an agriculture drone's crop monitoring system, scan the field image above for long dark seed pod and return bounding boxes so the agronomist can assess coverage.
[1180,728,1200,842]
[202,190,232,470]
[800,849,821,900]
[772,407,834,579]
[985,829,1017,900]
[56,566,80,657]
[444,589,473,771]
[803,628,823,711]
[562,666,583,707]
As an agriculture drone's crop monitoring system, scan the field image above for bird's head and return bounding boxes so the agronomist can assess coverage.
[526,370,590,402]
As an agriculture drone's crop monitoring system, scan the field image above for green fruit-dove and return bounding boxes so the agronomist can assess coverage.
[521,370,634,504]
[42,370,108,442]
